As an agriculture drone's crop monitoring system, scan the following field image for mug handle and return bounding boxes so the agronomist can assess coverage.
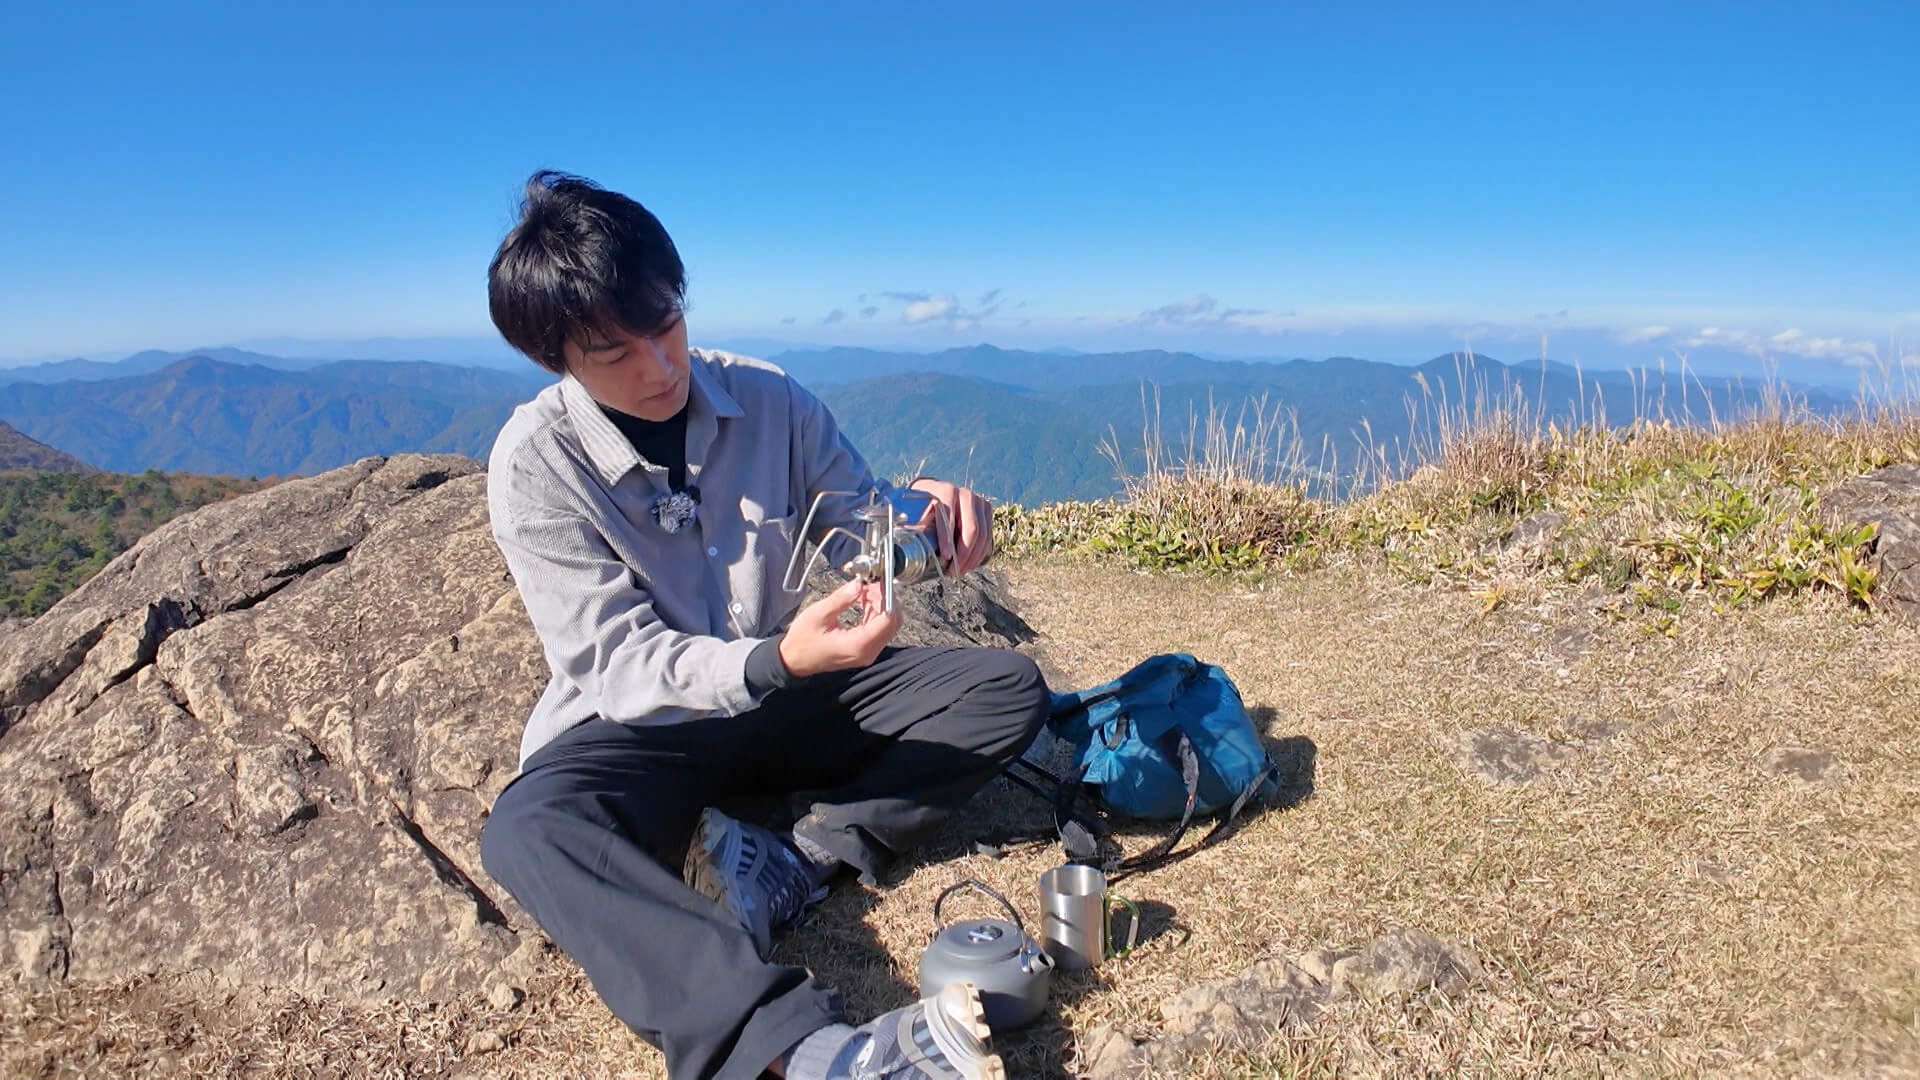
[1106,893,1141,959]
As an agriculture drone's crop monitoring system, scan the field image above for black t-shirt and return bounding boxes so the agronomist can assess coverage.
[599,402,691,493]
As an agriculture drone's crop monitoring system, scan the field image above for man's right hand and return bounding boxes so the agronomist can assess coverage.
[777,577,901,678]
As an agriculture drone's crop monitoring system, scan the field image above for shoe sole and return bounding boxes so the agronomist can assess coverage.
[683,808,733,909]
[926,982,1005,1080]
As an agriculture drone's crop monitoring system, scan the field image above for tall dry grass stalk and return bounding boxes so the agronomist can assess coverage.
[1086,385,1323,565]
[1005,350,1920,599]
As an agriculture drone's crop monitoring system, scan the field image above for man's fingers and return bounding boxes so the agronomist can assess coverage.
[955,492,985,574]
[817,576,864,614]
[799,576,866,630]
[847,584,900,658]
[933,499,955,566]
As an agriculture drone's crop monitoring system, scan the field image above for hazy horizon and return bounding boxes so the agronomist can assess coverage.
[7,327,1915,394]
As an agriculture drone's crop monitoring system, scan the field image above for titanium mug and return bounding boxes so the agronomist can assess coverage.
[1036,864,1140,971]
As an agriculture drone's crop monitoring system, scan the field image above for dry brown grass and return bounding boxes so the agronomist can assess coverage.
[6,561,1916,1078]
[1003,367,1919,623]
[6,365,1916,1077]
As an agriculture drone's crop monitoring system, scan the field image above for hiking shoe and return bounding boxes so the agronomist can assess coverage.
[829,981,1006,1080]
[683,807,827,957]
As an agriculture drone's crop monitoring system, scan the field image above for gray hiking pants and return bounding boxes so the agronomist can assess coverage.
[479,645,1049,1080]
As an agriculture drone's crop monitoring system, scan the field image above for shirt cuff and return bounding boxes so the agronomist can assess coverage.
[745,634,796,697]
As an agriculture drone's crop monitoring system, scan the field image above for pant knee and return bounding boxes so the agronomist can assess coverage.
[479,783,557,898]
[974,649,1050,754]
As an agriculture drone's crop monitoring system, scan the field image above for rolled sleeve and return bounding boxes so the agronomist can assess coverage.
[492,480,759,724]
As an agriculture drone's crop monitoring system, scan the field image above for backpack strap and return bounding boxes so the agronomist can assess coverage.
[994,750,1280,877]
[986,758,1101,863]
[1109,729,1201,879]
[1110,754,1278,883]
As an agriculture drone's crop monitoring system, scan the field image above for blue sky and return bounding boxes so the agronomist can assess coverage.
[1,1,1915,379]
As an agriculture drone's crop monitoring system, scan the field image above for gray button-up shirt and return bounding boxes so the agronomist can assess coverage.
[486,349,889,764]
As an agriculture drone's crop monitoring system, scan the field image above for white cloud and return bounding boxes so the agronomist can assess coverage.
[865,288,1019,331]
[1621,325,1670,344]
[902,295,958,324]
[1679,326,1880,366]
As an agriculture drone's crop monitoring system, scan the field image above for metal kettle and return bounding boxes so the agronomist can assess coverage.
[917,880,1054,1030]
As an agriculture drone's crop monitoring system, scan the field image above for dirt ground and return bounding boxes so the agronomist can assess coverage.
[5,560,1918,1078]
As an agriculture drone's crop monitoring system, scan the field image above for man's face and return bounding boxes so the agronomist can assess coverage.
[563,314,691,421]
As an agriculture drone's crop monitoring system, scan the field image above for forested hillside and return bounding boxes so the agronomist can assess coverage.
[0,469,273,616]
[0,420,96,472]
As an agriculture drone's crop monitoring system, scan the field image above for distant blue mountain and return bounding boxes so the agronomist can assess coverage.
[0,356,551,475]
[0,347,326,385]
[230,335,529,370]
[0,344,1867,501]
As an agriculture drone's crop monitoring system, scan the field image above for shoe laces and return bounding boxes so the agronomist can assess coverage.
[759,840,827,926]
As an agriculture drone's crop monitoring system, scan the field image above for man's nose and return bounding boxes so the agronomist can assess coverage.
[637,338,670,377]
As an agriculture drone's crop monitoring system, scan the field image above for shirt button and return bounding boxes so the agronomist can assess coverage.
[707,546,719,557]
[731,601,744,614]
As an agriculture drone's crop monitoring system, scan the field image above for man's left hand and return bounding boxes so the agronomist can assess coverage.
[907,477,994,577]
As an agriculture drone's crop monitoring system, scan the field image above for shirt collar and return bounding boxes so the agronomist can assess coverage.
[560,349,743,487]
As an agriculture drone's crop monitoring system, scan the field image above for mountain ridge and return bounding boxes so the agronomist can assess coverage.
[0,420,97,472]
[0,348,1864,503]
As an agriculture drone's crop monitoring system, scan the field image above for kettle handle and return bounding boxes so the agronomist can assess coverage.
[931,879,1025,939]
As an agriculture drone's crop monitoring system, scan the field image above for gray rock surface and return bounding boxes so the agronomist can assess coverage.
[1459,726,1576,785]
[1502,509,1569,553]
[1081,929,1484,1078]
[1764,745,1841,783]
[1820,463,1920,620]
[0,454,1035,1001]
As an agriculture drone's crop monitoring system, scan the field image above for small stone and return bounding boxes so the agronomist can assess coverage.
[463,1029,508,1055]
[1079,1025,1144,1080]
[1331,928,1484,1002]
[1160,983,1220,1023]
[11,925,67,980]
[1547,625,1596,661]
[1581,585,1618,612]
[1819,464,1920,622]
[1293,948,1354,985]
[1503,510,1569,552]
[486,981,524,1011]
[1764,746,1840,782]
[1087,931,1484,1071]
[1560,714,1622,743]
[1460,727,1574,785]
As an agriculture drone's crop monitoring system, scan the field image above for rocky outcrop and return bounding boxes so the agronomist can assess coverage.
[1821,463,1920,620]
[1080,928,1485,1078]
[0,454,1035,1001]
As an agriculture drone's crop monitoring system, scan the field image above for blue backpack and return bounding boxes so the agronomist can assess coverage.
[1004,654,1282,877]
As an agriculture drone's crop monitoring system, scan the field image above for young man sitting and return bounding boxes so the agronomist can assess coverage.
[478,171,1048,1080]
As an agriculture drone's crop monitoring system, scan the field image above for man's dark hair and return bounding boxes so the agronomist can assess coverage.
[488,170,687,374]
